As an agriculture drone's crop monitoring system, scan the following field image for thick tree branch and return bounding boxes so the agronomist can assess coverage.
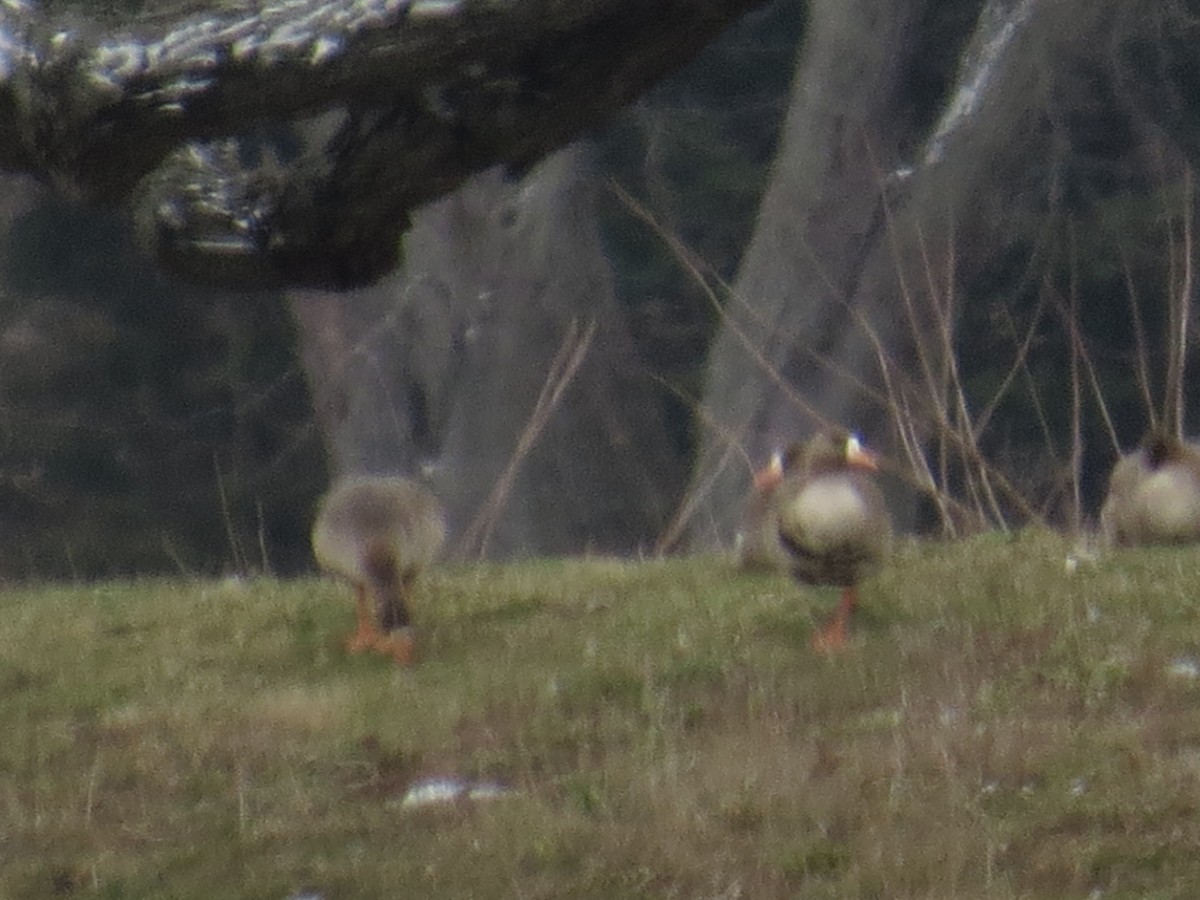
[0,0,764,288]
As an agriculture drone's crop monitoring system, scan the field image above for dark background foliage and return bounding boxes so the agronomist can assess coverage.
[0,198,325,577]
[1,0,1198,576]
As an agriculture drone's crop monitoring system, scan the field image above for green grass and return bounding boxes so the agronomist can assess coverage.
[6,531,1200,897]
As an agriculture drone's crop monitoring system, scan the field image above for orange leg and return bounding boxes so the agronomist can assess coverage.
[370,575,416,666]
[345,583,385,653]
[812,586,858,653]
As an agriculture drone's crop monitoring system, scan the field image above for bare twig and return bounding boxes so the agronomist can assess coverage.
[650,377,752,554]
[213,452,245,573]
[454,319,597,559]
[1066,221,1084,531]
[1168,166,1194,435]
[1117,244,1157,436]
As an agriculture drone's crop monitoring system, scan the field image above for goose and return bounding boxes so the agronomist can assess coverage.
[311,476,446,665]
[1100,430,1200,547]
[737,444,803,572]
[768,430,891,652]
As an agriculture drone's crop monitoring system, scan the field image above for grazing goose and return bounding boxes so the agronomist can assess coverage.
[311,476,446,665]
[770,430,891,652]
[1100,430,1200,547]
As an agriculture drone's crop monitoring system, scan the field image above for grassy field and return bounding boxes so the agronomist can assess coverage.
[5,530,1200,898]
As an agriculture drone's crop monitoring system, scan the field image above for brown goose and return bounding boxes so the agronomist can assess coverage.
[311,476,446,665]
[769,430,890,652]
[738,444,804,571]
[1100,430,1200,547]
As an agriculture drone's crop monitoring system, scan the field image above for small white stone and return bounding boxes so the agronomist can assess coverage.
[400,777,465,808]
[1167,656,1200,680]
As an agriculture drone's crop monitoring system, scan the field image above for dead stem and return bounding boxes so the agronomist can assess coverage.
[1168,166,1194,434]
[454,319,596,559]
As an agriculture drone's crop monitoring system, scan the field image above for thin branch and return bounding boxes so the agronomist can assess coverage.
[1067,219,1083,531]
[454,319,596,559]
[1171,166,1194,435]
[1117,243,1157,433]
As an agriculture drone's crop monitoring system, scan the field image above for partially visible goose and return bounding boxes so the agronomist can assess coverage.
[737,443,805,572]
[768,430,891,652]
[1100,430,1200,547]
[311,476,446,665]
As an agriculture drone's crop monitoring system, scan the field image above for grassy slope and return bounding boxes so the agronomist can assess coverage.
[5,531,1200,898]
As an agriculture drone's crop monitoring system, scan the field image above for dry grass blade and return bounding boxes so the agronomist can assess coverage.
[650,377,751,554]
[213,450,246,573]
[1067,231,1084,530]
[1118,243,1157,440]
[1166,166,1194,435]
[453,318,596,559]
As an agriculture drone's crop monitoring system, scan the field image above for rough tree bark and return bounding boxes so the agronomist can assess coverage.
[0,0,765,289]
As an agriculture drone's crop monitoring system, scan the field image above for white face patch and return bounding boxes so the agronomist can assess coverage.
[846,434,863,459]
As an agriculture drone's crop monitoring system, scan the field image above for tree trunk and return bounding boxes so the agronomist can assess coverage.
[687,0,1156,546]
[291,144,680,557]
[687,0,935,548]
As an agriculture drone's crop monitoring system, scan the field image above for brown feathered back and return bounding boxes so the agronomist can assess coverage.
[312,476,446,617]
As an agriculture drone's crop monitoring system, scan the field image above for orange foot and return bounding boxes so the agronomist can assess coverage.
[344,624,385,654]
[811,617,848,654]
[375,630,416,666]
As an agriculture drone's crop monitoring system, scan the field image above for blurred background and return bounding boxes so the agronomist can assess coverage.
[1,0,1195,577]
